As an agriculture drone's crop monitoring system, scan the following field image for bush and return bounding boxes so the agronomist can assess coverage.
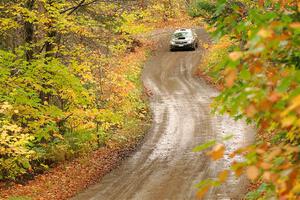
[187,0,216,18]
[0,103,35,180]
[195,0,300,199]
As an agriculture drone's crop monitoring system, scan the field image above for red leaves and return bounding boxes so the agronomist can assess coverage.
[258,0,264,7]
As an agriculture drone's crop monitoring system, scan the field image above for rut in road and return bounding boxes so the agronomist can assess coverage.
[72,29,255,200]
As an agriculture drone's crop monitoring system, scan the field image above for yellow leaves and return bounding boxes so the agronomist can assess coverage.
[246,166,260,181]
[288,95,300,112]
[1,124,22,133]
[53,132,64,140]
[279,95,300,130]
[202,43,209,49]
[197,36,232,75]
[292,184,300,194]
[258,28,274,38]
[207,144,225,161]
[281,115,297,128]
[1,102,13,110]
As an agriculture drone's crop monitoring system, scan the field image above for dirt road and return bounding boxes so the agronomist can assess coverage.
[72,29,255,200]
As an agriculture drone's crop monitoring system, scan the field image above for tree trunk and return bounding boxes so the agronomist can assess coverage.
[24,0,35,61]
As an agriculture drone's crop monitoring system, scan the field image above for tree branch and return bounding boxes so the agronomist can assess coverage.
[60,0,101,15]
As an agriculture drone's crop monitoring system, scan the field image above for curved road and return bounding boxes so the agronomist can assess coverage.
[73,29,255,200]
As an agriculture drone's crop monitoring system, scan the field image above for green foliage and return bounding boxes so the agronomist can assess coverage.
[187,0,216,18]
[0,0,156,180]
[195,0,300,199]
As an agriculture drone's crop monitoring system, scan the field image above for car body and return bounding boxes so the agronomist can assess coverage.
[170,29,198,51]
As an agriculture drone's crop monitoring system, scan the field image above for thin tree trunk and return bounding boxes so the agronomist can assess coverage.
[24,0,35,61]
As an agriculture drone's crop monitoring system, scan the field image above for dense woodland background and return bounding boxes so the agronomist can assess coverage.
[0,0,299,199]
[0,0,185,181]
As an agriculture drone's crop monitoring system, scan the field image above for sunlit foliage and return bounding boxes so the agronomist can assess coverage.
[0,0,177,180]
[192,0,300,199]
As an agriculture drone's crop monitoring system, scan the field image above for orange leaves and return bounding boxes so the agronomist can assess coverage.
[246,166,260,181]
[249,61,264,74]
[289,22,300,29]
[196,170,230,199]
[257,28,274,39]
[268,91,281,103]
[207,144,225,161]
[245,103,257,118]
[260,162,272,170]
[218,170,229,183]
[195,0,300,198]
[229,51,243,61]
[224,68,237,88]
[266,147,282,162]
[196,185,210,199]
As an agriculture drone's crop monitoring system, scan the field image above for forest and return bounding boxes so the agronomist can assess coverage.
[0,0,300,199]
[0,0,170,180]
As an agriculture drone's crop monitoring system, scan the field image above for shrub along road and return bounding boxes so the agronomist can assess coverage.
[73,29,256,200]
